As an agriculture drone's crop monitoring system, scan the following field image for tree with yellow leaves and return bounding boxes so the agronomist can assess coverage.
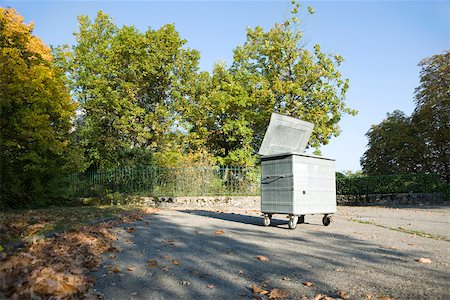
[0,8,77,208]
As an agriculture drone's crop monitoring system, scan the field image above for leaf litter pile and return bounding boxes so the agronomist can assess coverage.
[0,207,157,299]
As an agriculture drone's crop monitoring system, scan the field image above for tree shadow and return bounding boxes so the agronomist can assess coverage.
[91,210,450,299]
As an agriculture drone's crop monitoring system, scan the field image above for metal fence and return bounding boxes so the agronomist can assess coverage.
[69,166,446,198]
[69,165,261,197]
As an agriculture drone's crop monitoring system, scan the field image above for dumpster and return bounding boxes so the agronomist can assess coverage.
[259,113,336,229]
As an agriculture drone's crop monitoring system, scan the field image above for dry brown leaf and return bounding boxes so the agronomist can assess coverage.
[256,255,269,261]
[172,259,180,265]
[127,227,135,233]
[162,266,170,272]
[268,288,290,299]
[147,260,158,268]
[251,284,269,295]
[112,266,121,273]
[416,257,432,264]
[337,290,350,300]
[126,265,136,272]
[302,281,314,287]
[215,230,224,235]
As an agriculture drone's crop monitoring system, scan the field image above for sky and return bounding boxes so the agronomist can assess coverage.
[3,0,449,172]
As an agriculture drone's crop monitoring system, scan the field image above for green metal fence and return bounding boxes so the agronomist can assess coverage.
[69,166,446,199]
[69,165,261,197]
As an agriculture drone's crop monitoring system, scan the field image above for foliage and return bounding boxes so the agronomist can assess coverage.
[360,110,423,175]
[413,51,450,183]
[181,64,257,166]
[0,8,77,209]
[336,173,446,195]
[182,1,356,164]
[230,1,357,153]
[361,51,449,182]
[53,11,200,169]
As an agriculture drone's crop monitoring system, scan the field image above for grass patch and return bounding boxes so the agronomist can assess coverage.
[352,219,450,242]
[0,205,144,248]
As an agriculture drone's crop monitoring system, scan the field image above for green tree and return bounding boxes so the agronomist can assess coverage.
[182,63,256,165]
[0,8,77,208]
[231,1,357,153]
[360,51,449,182]
[360,110,423,175]
[54,11,200,169]
[413,51,450,182]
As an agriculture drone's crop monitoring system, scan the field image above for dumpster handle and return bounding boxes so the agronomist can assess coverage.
[261,175,286,184]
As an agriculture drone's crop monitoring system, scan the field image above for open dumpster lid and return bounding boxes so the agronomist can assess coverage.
[258,113,314,156]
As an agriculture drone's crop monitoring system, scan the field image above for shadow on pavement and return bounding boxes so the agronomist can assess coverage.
[91,210,450,300]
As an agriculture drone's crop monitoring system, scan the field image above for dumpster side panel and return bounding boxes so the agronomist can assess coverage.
[261,156,294,214]
[292,155,336,215]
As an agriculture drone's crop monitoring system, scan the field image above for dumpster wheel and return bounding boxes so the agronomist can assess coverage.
[322,214,331,226]
[263,214,272,227]
[288,215,299,230]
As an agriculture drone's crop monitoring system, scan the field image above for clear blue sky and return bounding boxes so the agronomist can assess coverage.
[4,0,449,172]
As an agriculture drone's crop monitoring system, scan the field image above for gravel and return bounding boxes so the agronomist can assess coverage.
[91,206,450,299]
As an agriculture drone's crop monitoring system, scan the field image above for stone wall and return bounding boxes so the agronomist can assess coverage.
[123,193,447,210]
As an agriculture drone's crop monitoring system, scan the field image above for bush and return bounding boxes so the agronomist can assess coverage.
[337,173,445,195]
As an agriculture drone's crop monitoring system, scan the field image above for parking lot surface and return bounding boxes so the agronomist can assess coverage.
[92,206,450,299]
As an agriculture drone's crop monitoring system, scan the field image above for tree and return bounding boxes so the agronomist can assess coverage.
[0,8,76,208]
[54,11,200,169]
[231,1,357,153]
[361,51,449,182]
[360,110,424,175]
[413,51,450,182]
[182,63,256,166]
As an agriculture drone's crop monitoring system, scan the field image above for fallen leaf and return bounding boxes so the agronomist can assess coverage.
[109,254,117,259]
[302,281,314,287]
[256,255,269,261]
[268,288,290,299]
[126,266,136,272]
[207,284,215,289]
[337,290,350,300]
[215,229,225,235]
[172,259,180,265]
[112,266,120,273]
[127,227,135,233]
[251,285,269,295]
[147,260,158,268]
[416,257,432,264]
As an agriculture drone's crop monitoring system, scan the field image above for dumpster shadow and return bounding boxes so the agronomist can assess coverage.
[181,209,302,228]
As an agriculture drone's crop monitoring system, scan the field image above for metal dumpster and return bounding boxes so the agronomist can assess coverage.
[259,113,336,229]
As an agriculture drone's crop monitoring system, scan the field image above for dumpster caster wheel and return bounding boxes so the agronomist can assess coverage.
[263,215,271,227]
[322,215,331,226]
[288,215,298,230]
[298,215,305,224]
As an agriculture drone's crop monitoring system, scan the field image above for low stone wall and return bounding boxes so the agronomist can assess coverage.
[121,193,447,210]
[140,196,261,211]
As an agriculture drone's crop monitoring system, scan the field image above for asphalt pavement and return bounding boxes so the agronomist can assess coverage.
[92,206,450,299]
